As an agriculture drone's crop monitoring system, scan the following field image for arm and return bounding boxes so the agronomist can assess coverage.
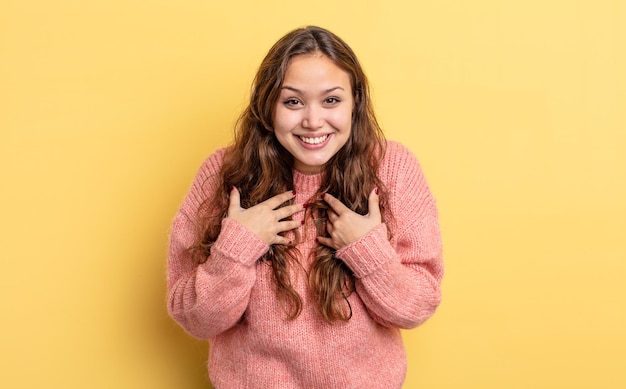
[168,211,268,339]
[167,153,303,339]
[334,145,443,329]
[337,213,442,329]
[166,153,269,339]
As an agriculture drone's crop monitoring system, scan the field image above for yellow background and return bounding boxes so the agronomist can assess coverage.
[1,0,624,388]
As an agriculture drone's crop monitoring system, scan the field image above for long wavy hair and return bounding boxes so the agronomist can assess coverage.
[191,26,389,322]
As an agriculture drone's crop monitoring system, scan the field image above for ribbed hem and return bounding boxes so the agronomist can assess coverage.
[211,218,269,267]
[335,223,394,278]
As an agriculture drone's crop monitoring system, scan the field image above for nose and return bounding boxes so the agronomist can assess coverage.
[302,105,324,130]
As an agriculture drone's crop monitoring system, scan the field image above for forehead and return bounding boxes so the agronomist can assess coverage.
[282,53,352,90]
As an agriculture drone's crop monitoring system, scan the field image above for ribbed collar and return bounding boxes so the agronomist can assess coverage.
[292,169,323,196]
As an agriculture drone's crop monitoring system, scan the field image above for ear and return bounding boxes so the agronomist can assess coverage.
[354,82,363,104]
[351,91,360,120]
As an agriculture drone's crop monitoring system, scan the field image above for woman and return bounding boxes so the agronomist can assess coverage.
[168,26,443,388]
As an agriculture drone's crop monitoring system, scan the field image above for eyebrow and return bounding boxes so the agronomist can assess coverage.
[280,85,345,94]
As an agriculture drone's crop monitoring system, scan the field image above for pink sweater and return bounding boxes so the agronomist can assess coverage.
[168,141,443,388]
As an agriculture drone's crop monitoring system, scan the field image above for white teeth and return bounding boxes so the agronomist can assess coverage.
[299,135,328,145]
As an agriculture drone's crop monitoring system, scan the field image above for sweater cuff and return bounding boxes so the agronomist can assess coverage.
[335,223,394,278]
[211,218,269,267]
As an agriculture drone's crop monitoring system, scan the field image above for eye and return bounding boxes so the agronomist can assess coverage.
[324,97,341,105]
[283,98,302,107]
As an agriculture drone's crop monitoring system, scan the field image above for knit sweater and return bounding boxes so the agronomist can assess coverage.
[167,140,443,389]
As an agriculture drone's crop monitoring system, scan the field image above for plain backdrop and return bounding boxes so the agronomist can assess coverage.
[1,0,625,388]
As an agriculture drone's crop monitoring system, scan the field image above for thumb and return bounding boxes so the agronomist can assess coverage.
[367,188,381,220]
[228,186,241,214]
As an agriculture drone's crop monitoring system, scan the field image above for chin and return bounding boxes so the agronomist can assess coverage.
[294,158,329,173]
[308,157,333,168]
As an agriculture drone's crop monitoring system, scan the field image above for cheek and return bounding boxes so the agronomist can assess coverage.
[329,108,353,129]
[273,108,300,131]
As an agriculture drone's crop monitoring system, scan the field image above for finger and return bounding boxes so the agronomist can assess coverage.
[322,193,350,215]
[327,209,339,223]
[367,188,382,219]
[264,190,297,210]
[325,222,334,237]
[316,236,337,249]
[274,203,305,220]
[276,219,302,233]
[272,235,292,246]
[228,186,241,214]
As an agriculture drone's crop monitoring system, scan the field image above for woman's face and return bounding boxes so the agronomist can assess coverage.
[273,53,354,174]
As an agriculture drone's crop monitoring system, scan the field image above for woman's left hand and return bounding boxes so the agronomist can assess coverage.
[317,189,382,250]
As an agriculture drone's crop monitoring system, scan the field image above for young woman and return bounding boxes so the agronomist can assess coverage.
[167,26,443,388]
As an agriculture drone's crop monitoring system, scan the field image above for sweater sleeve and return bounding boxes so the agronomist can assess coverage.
[335,142,443,329]
[167,151,269,339]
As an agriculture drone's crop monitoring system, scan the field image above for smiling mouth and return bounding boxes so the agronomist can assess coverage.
[298,135,329,145]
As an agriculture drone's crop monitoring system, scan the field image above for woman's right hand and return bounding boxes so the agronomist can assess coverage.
[227,187,304,245]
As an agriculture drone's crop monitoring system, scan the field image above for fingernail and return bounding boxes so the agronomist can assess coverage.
[230,186,234,191]
[301,220,305,225]
[375,188,379,195]
[303,203,308,208]
[322,193,326,199]
[292,190,296,195]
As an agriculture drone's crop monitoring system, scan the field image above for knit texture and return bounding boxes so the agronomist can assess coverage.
[167,141,443,388]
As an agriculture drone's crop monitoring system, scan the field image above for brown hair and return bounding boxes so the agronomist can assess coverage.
[192,26,389,322]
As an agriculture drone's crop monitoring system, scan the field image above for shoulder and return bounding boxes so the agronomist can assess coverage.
[379,140,436,224]
[379,140,425,187]
[181,147,230,214]
[196,147,229,180]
